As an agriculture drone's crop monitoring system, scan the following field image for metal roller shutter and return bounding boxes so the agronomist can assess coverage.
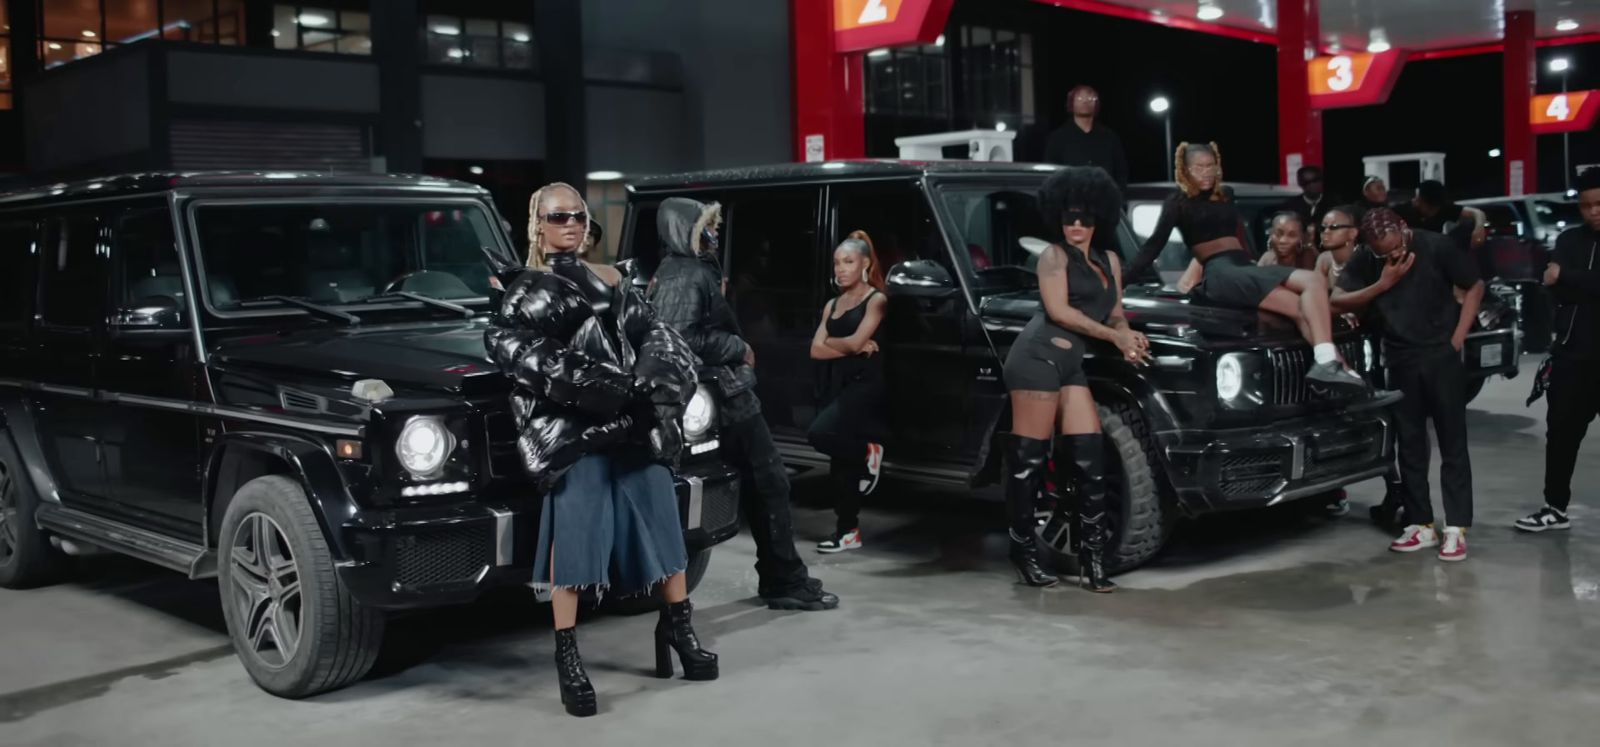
[170,120,373,172]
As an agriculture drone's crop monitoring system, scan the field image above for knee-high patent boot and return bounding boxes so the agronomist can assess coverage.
[655,599,719,681]
[1058,434,1116,593]
[554,627,597,717]
[1005,435,1058,587]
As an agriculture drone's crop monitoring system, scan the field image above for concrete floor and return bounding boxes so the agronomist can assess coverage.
[4,358,1599,746]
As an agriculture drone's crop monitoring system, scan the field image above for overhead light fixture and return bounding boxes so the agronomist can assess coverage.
[511,32,531,43]
[935,34,945,46]
[297,13,330,27]
[867,48,890,58]
[270,29,281,37]
[1149,96,1171,114]
[587,170,624,181]
[1489,148,1503,158]
[1556,19,1579,33]
[47,42,61,50]
[468,165,484,175]
[82,30,96,38]
[1550,57,1572,74]
[1368,29,1390,54]
[447,48,465,58]
[432,24,461,36]
[1197,3,1224,22]
[995,122,1008,132]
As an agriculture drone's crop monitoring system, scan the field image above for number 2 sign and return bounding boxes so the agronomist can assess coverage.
[832,0,953,53]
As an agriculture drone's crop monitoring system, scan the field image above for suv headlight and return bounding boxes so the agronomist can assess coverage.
[396,416,454,476]
[1216,354,1244,401]
[683,385,716,441]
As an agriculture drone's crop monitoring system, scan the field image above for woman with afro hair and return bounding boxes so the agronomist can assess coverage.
[1126,142,1370,398]
[1001,166,1147,592]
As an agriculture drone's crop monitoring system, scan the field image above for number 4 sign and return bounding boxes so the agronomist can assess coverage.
[1532,91,1600,134]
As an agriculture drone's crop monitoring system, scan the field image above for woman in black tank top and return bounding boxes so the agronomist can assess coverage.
[1000,167,1149,593]
[808,230,890,553]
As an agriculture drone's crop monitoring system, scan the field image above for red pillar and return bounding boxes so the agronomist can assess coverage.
[1276,0,1323,185]
[790,0,865,162]
[1503,11,1538,196]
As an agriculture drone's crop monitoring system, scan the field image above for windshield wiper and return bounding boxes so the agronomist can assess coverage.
[262,295,362,326]
[362,291,475,318]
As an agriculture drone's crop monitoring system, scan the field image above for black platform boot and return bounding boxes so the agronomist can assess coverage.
[655,599,719,681]
[1006,435,1058,588]
[554,627,597,717]
[1059,434,1116,593]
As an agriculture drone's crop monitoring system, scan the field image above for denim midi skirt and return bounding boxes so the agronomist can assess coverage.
[532,447,688,597]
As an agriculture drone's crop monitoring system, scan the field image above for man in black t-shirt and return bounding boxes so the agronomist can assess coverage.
[1043,86,1129,190]
[1333,208,1485,561]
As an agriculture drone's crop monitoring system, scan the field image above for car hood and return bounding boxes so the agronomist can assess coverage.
[980,286,1356,345]
[210,320,508,397]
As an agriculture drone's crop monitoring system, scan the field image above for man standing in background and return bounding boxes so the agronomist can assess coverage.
[1044,85,1128,190]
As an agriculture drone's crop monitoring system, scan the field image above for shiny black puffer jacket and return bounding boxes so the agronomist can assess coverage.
[485,268,698,488]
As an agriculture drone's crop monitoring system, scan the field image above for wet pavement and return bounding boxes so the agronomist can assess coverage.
[3,358,1598,746]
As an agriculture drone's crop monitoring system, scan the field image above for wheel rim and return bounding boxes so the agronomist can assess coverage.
[0,460,18,565]
[228,513,303,670]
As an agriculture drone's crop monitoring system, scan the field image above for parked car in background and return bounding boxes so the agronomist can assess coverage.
[1460,193,1579,354]
[619,162,1400,576]
[0,173,741,699]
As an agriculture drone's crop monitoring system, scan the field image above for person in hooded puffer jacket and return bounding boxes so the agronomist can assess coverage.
[648,197,841,612]
[485,183,718,717]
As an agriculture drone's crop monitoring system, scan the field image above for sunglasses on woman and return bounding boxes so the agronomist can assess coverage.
[545,211,588,225]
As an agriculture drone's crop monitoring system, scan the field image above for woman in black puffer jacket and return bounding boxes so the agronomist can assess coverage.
[485,182,717,718]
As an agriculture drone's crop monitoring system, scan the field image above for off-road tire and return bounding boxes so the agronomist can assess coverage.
[1042,401,1172,575]
[0,435,70,589]
[218,476,385,698]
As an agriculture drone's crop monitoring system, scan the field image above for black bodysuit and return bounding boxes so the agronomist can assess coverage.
[1127,187,1294,309]
[1003,244,1118,391]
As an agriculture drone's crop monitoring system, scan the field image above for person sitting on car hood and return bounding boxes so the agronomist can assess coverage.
[484,182,717,717]
[647,196,841,612]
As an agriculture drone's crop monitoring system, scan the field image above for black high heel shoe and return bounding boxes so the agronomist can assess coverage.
[1058,434,1117,594]
[655,599,719,681]
[554,627,597,717]
[1005,435,1059,588]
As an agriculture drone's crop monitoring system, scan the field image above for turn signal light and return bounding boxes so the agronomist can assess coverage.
[335,439,363,459]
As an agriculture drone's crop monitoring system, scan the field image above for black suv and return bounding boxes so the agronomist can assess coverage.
[620,161,1397,572]
[0,173,740,698]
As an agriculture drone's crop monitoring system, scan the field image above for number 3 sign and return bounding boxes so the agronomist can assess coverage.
[1307,51,1407,110]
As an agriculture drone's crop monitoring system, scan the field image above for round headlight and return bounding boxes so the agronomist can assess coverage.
[683,385,715,441]
[396,416,453,476]
[1216,354,1243,401]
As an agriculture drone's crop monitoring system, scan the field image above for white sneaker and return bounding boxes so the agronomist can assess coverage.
[816,529,862,554]
[1389,524,1439,553]
[1514,506,1571,533]
[858,443,884,495]
[1438,527,1468,562]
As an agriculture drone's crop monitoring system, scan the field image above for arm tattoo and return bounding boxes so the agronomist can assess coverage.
[1037,246,1066,276]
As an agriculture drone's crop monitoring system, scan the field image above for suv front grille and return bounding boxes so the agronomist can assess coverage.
[1268,339,1366,405]
[393,525,492,589]
[700,478,740,533]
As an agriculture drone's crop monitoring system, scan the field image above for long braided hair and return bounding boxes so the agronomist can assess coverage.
[1175,141,1227,202]
[525,182,591,269]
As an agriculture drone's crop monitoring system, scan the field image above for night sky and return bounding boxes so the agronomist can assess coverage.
[910,0,1600,200]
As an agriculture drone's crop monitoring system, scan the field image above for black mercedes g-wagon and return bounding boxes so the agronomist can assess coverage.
[619,161,1398,574]
[0,173,740,698]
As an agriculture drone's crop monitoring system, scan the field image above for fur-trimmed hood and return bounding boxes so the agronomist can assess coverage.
[657,197,721,259]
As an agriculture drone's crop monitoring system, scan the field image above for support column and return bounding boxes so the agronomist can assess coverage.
[535,0,588,191]
[790,0,864,161]
[372,0,423,174]
[1276,0,1323,185]
[1503,10,1537,196]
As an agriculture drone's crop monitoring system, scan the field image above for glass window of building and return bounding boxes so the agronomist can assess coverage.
[39,0,245,68]
[0,2,11,109]
[273,5,369,55]
[424,15,535,71]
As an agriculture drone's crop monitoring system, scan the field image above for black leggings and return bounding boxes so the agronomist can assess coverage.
[807,382,886,534]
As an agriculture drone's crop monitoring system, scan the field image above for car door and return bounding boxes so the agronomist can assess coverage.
[829,179,967,461]
[29,209,115,511]
[721,185,825,438]
[95,201,206,531]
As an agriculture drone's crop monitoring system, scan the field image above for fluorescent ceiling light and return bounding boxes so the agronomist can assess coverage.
[1197,4,1224,22]
[511,32,531,43]
[432,24,460,36]
[1556,19,1579,32]
[587,170,624,181]
[1368,40,1391,53]
[82,30,96,38]
[297,13,330,27]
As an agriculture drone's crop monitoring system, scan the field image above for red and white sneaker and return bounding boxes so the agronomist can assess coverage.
[1437,527,1468,562]
[859,443,884,496]
[816,529,862,554]
[1389,524,1439,553]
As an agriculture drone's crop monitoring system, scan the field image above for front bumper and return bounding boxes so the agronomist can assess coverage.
[335,459,742,610]
[1159,393,1397,513]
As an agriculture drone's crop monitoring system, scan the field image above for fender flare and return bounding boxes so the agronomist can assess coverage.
[203,431,361,561]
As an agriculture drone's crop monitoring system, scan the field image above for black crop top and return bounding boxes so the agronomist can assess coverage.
[1126,187,1243,280]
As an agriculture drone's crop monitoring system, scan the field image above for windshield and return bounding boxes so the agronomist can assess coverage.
[192,201,498,311]
[1534,200,1581,232]
[937,183,1140,282]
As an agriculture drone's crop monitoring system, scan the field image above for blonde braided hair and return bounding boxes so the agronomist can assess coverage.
[1175,141,1227,202]
[526,182,591,269]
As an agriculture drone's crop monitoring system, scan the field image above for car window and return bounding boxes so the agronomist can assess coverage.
[1534,200,1580,232]
[1479,204,1523,237]
[191,201,498,310]
[936,185,1050,279]
[726,187,820,336]
[39,213,107,329]
[112,206,182,308]
[830,180,943,278]
[1128,201,1190,273]
[0,220,37,328]
[623,202,662,279]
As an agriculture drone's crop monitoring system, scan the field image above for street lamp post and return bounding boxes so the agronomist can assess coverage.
[1150,96,1173,178]
[1551,57,1573,190]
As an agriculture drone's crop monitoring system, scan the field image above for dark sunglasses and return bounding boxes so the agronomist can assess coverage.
[1061,209,1096,228]
[1322,223,1358,231]
[544,211,587,226]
